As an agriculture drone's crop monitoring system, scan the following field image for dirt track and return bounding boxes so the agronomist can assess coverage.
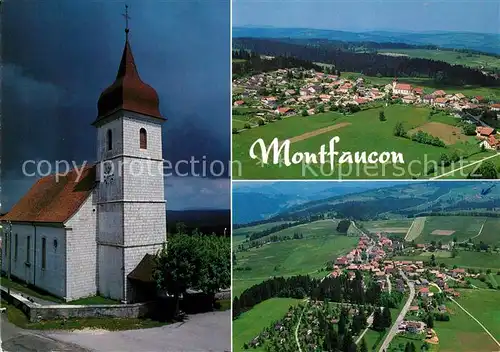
[286,122,351,144]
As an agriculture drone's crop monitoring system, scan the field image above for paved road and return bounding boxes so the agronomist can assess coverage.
[47,311,231,352]
[1,314,90,352]
[378,270,415,352]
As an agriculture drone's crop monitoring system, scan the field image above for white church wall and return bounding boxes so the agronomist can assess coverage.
[122,158,165,202]
[122,115,163,160]
[97,202,124,245]
[96,116,123,162]
[65,191,98,300]
[34,226,66,298]
[2,224,35,283]
[123,203,166,247]
[2,224,66,299]
[98,245,124,300]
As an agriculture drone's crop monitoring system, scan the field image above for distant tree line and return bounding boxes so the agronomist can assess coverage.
[233,275,318,319]
[234,38,500,86]
[232,49,324,77]
[278,38,500,60]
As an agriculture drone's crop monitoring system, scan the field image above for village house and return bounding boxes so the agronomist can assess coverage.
[476,126,496,139]
[433,97,448,108]
[413,87,424,95]
[422,95,434,104]
[419,287,430,297]
[432,90,446,97]
[275,107,295,116]
[233,100,245,106]
[480,135,500,150]
[402,95,416,104]
[393,81,412,96]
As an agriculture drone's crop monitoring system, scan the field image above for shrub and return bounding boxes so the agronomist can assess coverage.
[258,119,265,126]
[244,123,251,129]
[232,127,239,134]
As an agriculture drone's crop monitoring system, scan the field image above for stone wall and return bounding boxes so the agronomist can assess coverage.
[0,287,155,322]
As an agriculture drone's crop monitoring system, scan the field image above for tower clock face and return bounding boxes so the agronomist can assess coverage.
[104,163,114,184]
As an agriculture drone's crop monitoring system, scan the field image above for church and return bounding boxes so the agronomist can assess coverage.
[1,27,167,303]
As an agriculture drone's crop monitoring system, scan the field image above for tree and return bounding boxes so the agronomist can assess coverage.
[393,121,406,137]
[233,296,241,319]
[379,111,386,122]
[430,254,437,266]
[154,233,230,317]
[301,109,308,117]
[426,314,434,328]
[382,307,392,328]
[462,123,476,136]
[359,338,368,352]
[468,161,498,179]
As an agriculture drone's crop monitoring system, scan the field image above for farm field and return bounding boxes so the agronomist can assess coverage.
[477,218,500,246]
[393,250,500,270]
[414,216,486,244]
[233,233,358,296]
[232,104,493,179]
[252,219,341,242]
[454,289,500,340]
[405,217,426,241]
[233,221,294,237]
[232,298,303,352]
[433,300,498,352]
[360,219,413,235]
[377,49,500,73]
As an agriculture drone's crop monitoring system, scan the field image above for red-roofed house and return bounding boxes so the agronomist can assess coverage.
[1,36,167,304]
[433,90,446,97]
[476,126,496,138]
[490,104,500,111]
[413,87,424,95]
[393,83,413,96]
[233,100,245,106]
[419,287,430,297]
[481,135,500,150]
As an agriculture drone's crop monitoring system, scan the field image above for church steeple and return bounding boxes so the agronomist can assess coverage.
[93,6,164,125]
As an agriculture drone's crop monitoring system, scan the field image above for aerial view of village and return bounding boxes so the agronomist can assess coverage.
[232,2,500,179]
[232,181,500,352]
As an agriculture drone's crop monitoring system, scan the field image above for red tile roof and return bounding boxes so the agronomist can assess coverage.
[477,126,495,136]
[395,83,412,91]
[1,165,96,223]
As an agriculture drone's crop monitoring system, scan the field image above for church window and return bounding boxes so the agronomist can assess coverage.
[139,128,147,149]
[14,234,18,261]
[26,236,31,263]
[42,238,46,269]
[107,129,113,151]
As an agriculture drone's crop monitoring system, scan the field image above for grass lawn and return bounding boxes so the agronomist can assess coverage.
[233,233,358,297]
[68,296,120,305]
[434,296,499,351]
[417,216,486,244]
[232,298,302,352]
[232,104,492,179]
[0,276,63,303]
[0,299,172,331]
[394,251,500,270]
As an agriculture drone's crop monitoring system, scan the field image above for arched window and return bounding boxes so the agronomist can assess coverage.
[107,130,112,151]
[139,128,147,149]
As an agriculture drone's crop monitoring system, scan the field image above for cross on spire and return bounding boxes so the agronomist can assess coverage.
[122,4,131,39]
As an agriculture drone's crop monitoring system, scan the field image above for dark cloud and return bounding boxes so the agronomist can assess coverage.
[1,0,230,211]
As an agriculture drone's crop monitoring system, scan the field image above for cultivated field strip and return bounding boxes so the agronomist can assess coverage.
[404,217,426,241]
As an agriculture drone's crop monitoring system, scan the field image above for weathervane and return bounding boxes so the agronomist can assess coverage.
[122,4,131,39]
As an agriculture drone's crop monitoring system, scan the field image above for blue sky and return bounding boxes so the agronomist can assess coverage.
[2,0,230,211]
[233,0,500,33]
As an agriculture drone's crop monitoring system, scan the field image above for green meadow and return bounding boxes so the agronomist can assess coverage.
[377,49,500,73]
[394,251,500,270]
[416,216,486,244]
[434,290,500,351]
[233,231,358,297]
[232,104,495,180]
[233,298,303,352]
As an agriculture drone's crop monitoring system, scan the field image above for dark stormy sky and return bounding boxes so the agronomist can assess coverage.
[1,0,230,211]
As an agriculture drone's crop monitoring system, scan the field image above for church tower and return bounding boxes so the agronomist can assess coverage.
[93,20,166,302]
